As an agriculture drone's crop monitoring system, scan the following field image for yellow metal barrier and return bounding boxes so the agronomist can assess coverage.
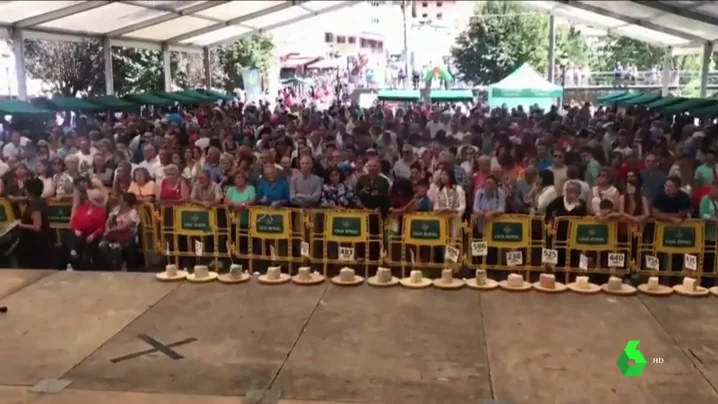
[231,206,305,274]
[466,215,544,279]
[46,200,73,246]
[307,209,382,278]
[384,212,461,278]
[636,219,708,281]
[551,217,630,283]
[0,198,15,226]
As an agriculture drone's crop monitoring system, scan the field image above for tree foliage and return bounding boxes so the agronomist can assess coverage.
[24,39,105,96]
[451,1,591,84]
[21,33,274,97]
[591,35,666,72]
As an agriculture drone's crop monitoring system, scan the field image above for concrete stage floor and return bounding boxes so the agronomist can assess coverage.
[0,270,717,404]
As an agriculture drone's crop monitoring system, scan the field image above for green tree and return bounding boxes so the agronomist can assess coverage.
[217,34,275,91]
[592,35,665,72]
[556,25,595,67]
[24,39,105,96]
[112,48,166,95]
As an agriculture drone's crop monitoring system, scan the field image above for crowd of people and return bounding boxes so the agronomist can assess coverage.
[0,93,717,279]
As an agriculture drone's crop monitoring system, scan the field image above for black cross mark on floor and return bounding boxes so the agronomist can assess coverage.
[110,334,197,363]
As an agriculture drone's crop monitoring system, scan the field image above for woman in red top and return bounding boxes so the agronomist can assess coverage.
[68,180,108,270]
[155,164,189,205]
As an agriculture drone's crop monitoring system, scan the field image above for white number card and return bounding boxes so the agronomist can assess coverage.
[645,255,660,270]
[608,253,625,268]
[506,251,523,267]
[471,241,488,257]
[339,247,355,261]
[684,254,697,271]
[541,248,558,265]
[579,254,588,272]
[300,241,310,258]
[194,240,203,256]
[444,245,460,263]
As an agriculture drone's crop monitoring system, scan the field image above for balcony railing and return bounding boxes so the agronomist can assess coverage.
[559,70,718,88]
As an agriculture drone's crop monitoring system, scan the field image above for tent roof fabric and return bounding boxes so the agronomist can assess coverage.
[691,105,718,119]
[660,98,717,114]
[153,91,201,104]
[596,91,628,103]
[32,96,104,111]
[608,92,645,103]
[178,90,219,102]
[430,90,474,102]
[0,1,356,51]
[489,64,563,98]
[619,92,661,106]
[519,1,718,51]
[647,97,685,109]
[84,95,136,110]
[377,90,420,102]
[197,89,235,101]
[0,99,53,116]
[123,92,175,107]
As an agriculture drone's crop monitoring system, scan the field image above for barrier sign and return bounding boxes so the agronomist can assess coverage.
[249,210,290,239]
[178,209,212,234]
[656,222,703,253]
[327,212,366,242]
[567,219,614,251]
[48,204,72,226]
[404,215,446,246]
[486,219,528,248]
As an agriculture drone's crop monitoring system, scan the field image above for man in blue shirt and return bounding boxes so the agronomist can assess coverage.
[256,164,290,207]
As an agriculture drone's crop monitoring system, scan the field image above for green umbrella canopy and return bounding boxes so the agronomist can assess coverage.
[596,91,627,103]
[424,67,452,83]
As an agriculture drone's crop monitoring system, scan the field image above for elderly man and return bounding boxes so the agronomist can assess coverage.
[256,164,290,207]
[290,156,322,208]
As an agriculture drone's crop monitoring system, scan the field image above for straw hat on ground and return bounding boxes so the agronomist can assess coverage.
[259,266,291,285]
[399,270,432,289]
[567,276,601,294]
[532,273,567,293]
[218,264,250,284]
[432,269,464,290]
[637,276,672,296]
[156,264,187,282]
[465,269,499,290]
[499,273,532,291]
[601,276,636,296]
[673,277,709,296]
[292,266,325,285]
[367,267,399,287]
[331,267,364,286]
[187,265,218,283]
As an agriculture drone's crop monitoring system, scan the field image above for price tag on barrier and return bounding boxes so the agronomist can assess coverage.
[194,240,203,256]
[506,251,523,267]
[471,241,488,257]
[645,255,660,270]
[684,254,697,271]
[339,246,355,261]
[300,241,310,258]
[579,254,588,272]
[444,245,460,263]
[541,248,558,265]
[409,249,416,264]
[608,253,625,268]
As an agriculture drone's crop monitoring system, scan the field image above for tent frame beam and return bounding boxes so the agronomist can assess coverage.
[105,1,231,37]
[630,1,718,28]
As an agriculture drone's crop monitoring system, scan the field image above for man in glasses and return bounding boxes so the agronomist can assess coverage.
[550,149,568,196]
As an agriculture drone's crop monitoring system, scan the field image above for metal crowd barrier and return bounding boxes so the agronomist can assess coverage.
[1,197,717,281]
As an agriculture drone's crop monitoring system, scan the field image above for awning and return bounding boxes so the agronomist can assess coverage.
[596,91,628,103]
[691,105,718,119]
[619,93,661,106]
[377,90,420,102]
[197,89,235,101]
[153,91,201,104]
[605,92,644,104]
[177,90,218,103]
[647,97,685,109]
[430,89,473,102]
[84,95,136,110]
[123,92,175,107]
[32,96,105,112]
[660,98,717,115]
[0,99,53,116]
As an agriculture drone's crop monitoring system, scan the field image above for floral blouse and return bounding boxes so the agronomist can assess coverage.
[320,183,357,208]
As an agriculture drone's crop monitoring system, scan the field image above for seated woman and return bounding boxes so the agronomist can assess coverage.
[320,167,357,208]
[68,181,108,270]
[155,164,189,206]
[224,171,255,213]
[127,167,155,203]
[14,178,52,269]
[100,192,141,271]
[54,155,81,200]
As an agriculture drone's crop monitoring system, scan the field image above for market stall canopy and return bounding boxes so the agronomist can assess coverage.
[488,64,562,111]
[81,95,135,110]
[430,89,473,102]
[31,96,105,112]
[123,92,175,107]
[197,89,235,101]
[596,91,628,103]
[0,99,53,116]
[377,89,420,102]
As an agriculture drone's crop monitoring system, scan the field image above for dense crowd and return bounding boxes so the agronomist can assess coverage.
[0,94,717,276]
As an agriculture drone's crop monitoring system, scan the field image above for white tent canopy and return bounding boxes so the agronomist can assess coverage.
[488,64,563,111]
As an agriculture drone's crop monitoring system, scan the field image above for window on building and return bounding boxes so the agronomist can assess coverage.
[377,41,384,51]
[360,38,367,47]
[337,35,346,44]
[348,36,356,44]
[324,32,334,43]
[437,1,442,7]
[370,1,380,6]
[371,17,379,24]
[422,13,428,18]
[422,2,428,7]
[436,13,442,20]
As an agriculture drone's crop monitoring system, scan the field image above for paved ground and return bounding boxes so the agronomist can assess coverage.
[0,269,717,404]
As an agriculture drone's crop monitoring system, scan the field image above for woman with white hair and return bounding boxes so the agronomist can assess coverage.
[155,164,189,205]
[54,155,81,199]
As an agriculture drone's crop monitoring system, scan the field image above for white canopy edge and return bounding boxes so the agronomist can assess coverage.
[0,1,356,52]
[519,0,718,54]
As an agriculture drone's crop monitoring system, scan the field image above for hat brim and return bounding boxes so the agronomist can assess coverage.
[533,281,568,293]
[637,283,673,296]
[367,276,400,287]
[672,284,709,296]
[331,275,364,286]
[709,286,718,296]
[499,280,532,291]
[465,278,499,290]
[292,273,325,285]
[567,282,601,294]
[186,272,218,283]
[601,283,637,296]
[432,279,465,290]
[258,273,292,285]
[399,277,433,289]
[218,273,251,284]
[156,270,188,282]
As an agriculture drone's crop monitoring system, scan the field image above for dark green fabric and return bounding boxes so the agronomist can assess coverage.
[83,95,136,110]
[0,99,53,116]
[32,97,104,111]
[123,92,175,107]
[430,89,473,102]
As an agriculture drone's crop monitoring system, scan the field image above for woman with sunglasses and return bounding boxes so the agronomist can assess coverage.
[589,168,619,214]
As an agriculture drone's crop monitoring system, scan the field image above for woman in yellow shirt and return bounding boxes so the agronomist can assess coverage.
[127,167,155,204]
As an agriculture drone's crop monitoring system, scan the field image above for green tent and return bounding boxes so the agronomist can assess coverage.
[596,91,627,103]
[607,92,645,104]
[660,98,717,115]
[83,95,135,110]
[424,67,452,84]
[32,96,105,112]
[647,97,684,109]
[377,89,420,102]
[153,91,201,104]
[198,89,235,101]
[691,104,718,119]
[488,64,562,111]
[430,89,473,102]
[0,99,53,116]
[620,92,661,106]
[123,92,175,107]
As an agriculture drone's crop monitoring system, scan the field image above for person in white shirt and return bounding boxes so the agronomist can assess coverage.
[138,144,161,180]
[426,114,448,139]
[73,137,97,173]
[1,131,30,160]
